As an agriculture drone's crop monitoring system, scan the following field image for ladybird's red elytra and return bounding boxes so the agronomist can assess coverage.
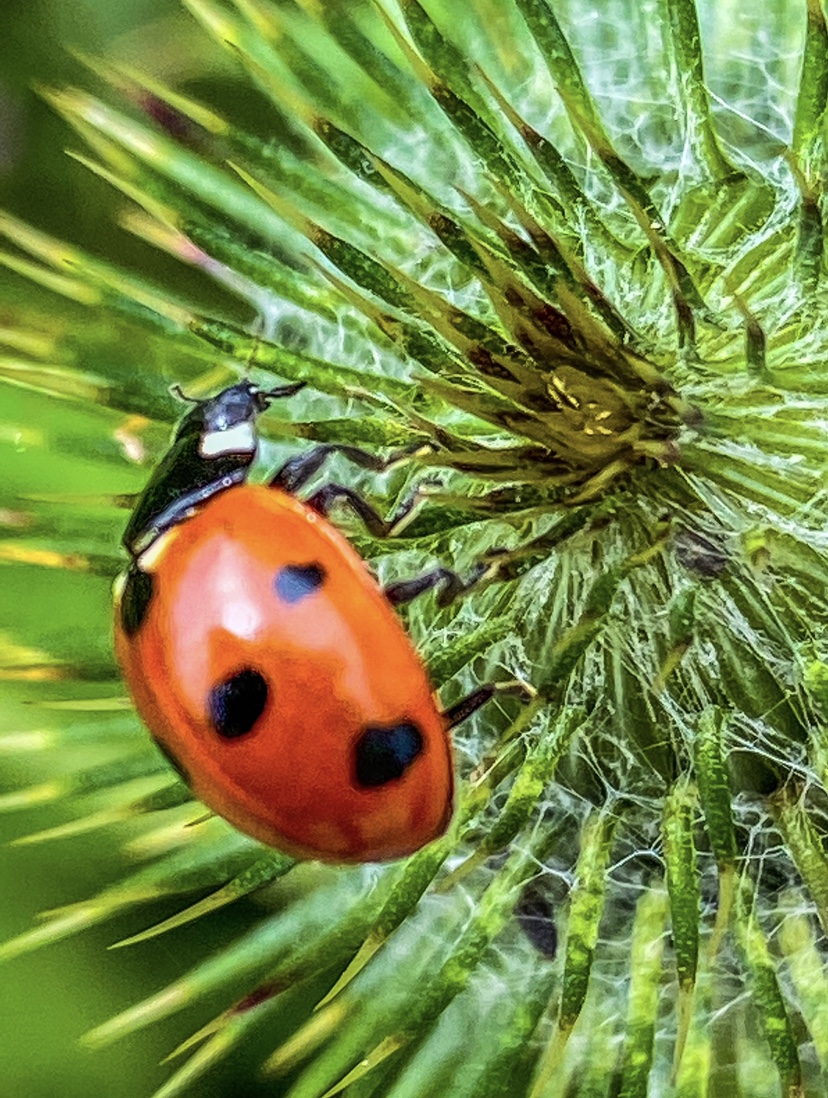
[113,380,463,863]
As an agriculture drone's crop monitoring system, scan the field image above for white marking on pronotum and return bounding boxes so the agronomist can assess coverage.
[199,422,256,458]
[112,571,127,601]
[137,527,178,572]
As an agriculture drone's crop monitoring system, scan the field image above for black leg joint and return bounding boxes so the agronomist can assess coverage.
[270,441,429,495]
[384,561,489,609]
[442,686,496,729]
[305,478,432,540]
[270,446,335,494]
[441,680,533,729]
[306,483,391,537]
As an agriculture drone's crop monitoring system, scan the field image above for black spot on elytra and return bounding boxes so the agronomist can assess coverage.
[209,669,268,738]
[155,738,191,786]
[120,565,154,636]
[355,722,423,787]
[274,563,326,603]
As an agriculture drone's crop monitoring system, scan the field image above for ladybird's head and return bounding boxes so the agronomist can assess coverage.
[123,379,305,557]
[175,380,306,448]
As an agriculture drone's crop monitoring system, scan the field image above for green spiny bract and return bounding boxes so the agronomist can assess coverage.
[1,0,828,1095]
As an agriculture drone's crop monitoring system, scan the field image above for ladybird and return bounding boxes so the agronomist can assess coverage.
[114,380,509,862]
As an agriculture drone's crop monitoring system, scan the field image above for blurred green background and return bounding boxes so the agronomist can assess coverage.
[1,0,181,273]
[0,3,285,1095]
[0,0,262,311]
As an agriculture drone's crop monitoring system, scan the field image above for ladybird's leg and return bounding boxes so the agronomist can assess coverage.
[384,562,490,608]
[304,482,425,538]
[441,680,534,729]
[442,686,496,728]
[270,442,427,494]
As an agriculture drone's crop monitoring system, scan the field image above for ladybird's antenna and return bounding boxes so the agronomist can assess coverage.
[266,380,307,399]
[169,383,200,405]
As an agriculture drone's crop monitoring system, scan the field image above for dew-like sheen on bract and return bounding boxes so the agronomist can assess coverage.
[1,0,828,1096]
